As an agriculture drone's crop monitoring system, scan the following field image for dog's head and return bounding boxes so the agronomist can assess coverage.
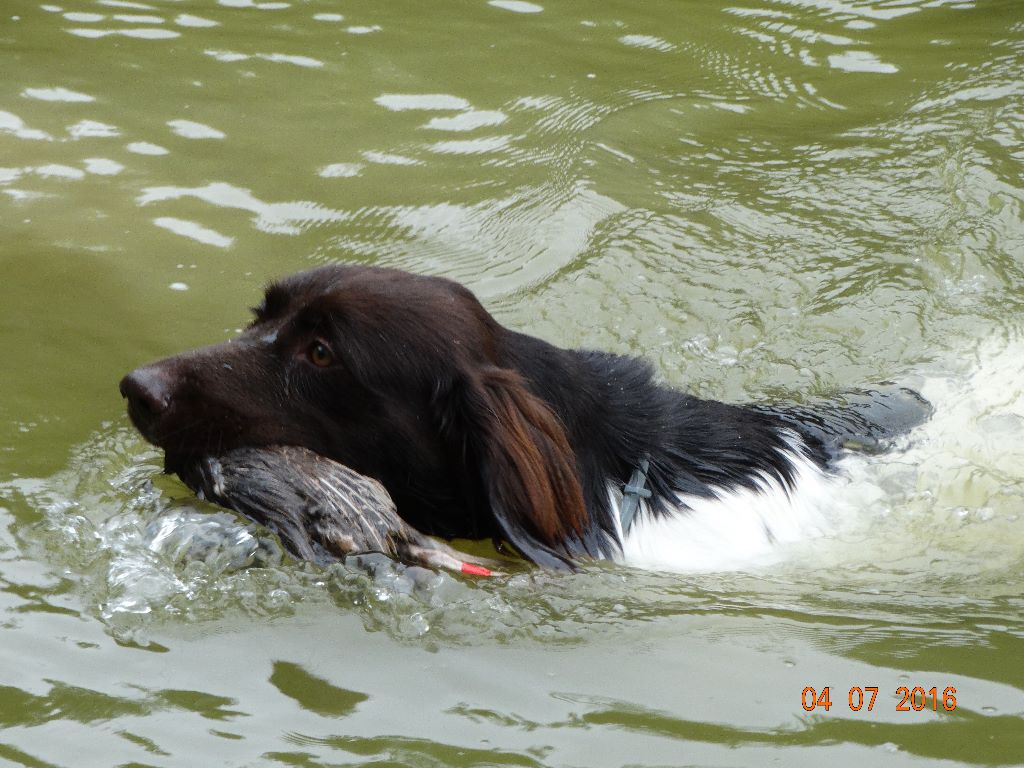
[120,265,588,566]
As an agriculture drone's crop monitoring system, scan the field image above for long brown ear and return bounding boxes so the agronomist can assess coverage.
[447,366,588,568]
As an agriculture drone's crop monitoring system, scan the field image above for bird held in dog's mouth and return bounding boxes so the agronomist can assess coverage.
[177,445,498,576]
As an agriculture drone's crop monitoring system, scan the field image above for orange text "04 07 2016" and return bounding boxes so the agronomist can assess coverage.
[801,686,957,712]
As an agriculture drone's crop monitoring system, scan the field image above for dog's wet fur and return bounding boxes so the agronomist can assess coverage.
[121,265,930,569]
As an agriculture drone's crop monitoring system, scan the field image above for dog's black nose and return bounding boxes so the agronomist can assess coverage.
[120,365,174,430]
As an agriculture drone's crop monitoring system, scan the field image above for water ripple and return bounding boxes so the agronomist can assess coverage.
[0,110,52,141]
[175,13,218,28]
[375,93,471,112]
[138,181,348,235]
[22,87,95,103]
[424,110,508,132]
[203,49,324,67]
[166,119,226,140]
[67,120,120,139]
[317,182,626,298]
[619,34,676,53]
[68,27,181,40]
[153,216,234,248]
[488,0,543,14]
[126,141,168,155]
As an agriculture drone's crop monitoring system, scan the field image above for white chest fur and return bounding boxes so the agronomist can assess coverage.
[608,445,837,572]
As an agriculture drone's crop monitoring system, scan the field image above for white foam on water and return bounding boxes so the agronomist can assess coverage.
[790,335,1024,582]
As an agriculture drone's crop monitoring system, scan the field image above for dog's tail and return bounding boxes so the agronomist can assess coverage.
[755,385,933,460]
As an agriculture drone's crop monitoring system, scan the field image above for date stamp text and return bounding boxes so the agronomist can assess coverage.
[801,686,957,712]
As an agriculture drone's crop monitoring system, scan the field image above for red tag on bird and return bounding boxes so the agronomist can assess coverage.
[460,562,493,577]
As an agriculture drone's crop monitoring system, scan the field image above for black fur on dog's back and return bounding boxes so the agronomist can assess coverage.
[121,265,929,568]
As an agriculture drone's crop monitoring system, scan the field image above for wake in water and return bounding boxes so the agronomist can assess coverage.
[2,334,1021,645]
[802,334,1024,585]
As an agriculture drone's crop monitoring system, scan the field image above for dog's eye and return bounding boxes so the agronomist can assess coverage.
[307,340,334,368]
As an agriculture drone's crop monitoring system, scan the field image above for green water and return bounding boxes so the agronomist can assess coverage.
[2,0,1023,765]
